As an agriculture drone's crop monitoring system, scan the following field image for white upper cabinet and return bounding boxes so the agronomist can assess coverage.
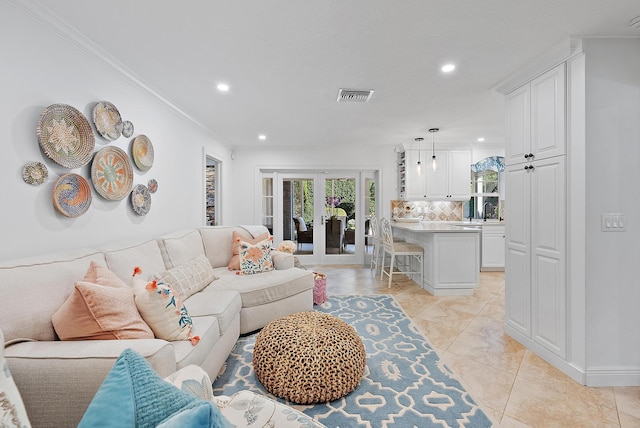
[427,150,470,200]
[403,149,427,199]
[399,149,470,200]
[506,63,566,165]
[447,150,472,200]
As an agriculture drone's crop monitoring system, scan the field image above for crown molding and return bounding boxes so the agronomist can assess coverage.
[493,37,584,95]
[7,0,219,139]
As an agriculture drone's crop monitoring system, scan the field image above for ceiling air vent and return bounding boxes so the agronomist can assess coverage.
[337,89,374,103]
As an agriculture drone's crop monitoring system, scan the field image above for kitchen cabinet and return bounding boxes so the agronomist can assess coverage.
[425,150,470,200]
[481,224,505,271]
[399,149,470,200]
[505,155,566,358]
[506,63,565,165]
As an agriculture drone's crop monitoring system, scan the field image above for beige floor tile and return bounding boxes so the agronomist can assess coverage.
[517,350,617,409]
[505,374,620,428]
[500,415,534,427]
[441,351,516,415]
[447,327,525,374]
[614,387,640,420]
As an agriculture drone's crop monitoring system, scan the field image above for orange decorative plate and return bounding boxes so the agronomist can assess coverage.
[91,146,133,200]
[131,134,154,171]
[52,173,92,217]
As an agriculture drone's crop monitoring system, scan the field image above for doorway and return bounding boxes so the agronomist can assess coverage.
[263,170,377,265]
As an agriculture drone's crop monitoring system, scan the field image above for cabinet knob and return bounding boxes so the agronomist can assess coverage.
[528,153,534,159]
[524,165,529,170]
[529,165,535,171]
[524,154,530,159]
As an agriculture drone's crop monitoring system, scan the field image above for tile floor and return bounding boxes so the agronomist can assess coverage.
[304,264,640,428]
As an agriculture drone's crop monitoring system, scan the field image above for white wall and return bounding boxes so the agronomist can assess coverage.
[583,39,640,372]
[0,3,231,261]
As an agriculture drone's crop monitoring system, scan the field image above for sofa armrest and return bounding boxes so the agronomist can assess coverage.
[5,339,175,428]
[271,250,294,270]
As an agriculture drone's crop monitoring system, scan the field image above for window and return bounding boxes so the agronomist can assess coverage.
[468,170,500,220]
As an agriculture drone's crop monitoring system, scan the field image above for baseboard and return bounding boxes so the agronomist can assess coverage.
[585,366,640,387]
[505,325,586,385]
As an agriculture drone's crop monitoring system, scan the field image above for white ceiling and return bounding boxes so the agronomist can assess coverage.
[23,0,640,149]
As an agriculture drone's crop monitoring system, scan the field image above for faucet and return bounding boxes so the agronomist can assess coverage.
[483,202,491,222]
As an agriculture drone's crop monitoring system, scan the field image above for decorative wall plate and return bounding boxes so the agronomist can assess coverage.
[52,173,92,217]
[92,101,123,141]
[147,178,158,193]
[91,146,133,200]
[121,120,134,138]
[36,103,95,168]
[131,134,154,171]
[131,184,151,216]
[22,161,48,185]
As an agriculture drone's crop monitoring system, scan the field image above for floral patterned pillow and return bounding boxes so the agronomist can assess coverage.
[132,268,199,345]
[238,238,274,275]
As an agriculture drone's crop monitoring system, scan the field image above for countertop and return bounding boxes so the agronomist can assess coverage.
[390,221,482,233]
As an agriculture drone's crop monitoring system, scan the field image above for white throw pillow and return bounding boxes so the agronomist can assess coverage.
[153,255,217,301]
[131,274,199,345]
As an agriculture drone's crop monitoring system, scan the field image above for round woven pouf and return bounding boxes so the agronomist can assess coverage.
[253,311,366,404]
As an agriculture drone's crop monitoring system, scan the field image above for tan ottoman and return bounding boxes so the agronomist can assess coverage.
[253,311,366,404]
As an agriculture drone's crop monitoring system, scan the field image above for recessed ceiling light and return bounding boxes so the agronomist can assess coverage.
[477,137,485,142]
[258,134,267,140]
[441,64,455,73]
[217,83,229,92]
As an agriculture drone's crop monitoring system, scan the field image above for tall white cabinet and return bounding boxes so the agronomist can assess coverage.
[505,63,567,359]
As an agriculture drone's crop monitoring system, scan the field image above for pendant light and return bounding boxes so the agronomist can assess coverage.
[415,137,424,175]
[429,128,439,171]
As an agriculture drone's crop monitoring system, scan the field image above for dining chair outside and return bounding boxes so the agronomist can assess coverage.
[379,217,424,289]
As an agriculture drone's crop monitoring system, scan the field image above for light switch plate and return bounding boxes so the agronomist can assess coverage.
[601,213,625,232]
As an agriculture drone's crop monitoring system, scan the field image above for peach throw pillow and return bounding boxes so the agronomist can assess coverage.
[227,231,270,270]
[52,262,153,341]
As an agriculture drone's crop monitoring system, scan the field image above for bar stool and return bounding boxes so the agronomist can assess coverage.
[369,216,382,275]
[379,217,423,289]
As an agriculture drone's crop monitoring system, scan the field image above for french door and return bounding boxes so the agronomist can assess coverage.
[271,171,368,265]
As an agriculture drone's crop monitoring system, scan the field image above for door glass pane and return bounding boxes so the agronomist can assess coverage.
[365,178,376,254]
[261,177,273,234]
[325,178,355,255]
[286,179,314,255]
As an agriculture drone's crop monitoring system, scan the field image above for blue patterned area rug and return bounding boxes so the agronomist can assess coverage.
[212,295,493,427]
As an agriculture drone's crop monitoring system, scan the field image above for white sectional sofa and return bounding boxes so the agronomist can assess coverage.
[0,225,314,428]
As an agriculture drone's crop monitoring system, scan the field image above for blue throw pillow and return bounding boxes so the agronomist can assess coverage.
[78,349,230,428]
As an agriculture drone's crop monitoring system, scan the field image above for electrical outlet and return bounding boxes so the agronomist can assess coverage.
[601,213,626,232]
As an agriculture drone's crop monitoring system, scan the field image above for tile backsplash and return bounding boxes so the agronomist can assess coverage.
[390,200,464,222]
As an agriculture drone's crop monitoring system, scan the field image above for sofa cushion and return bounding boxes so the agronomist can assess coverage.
[52,281,154,341]
[157,229,207,270]
[228,231,270,271]
[238,237,274,275]
[0,328,31,427]
[153,254,218,301]
[183,290,242,335]
[78,349,230,428]
[0,249,106,344]
[172,316,220,371]
[83,260,128,287]
[206,268,313,308]
[103,239,166,284]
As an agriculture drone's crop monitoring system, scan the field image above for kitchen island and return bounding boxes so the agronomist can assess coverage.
[390,221,481,295]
